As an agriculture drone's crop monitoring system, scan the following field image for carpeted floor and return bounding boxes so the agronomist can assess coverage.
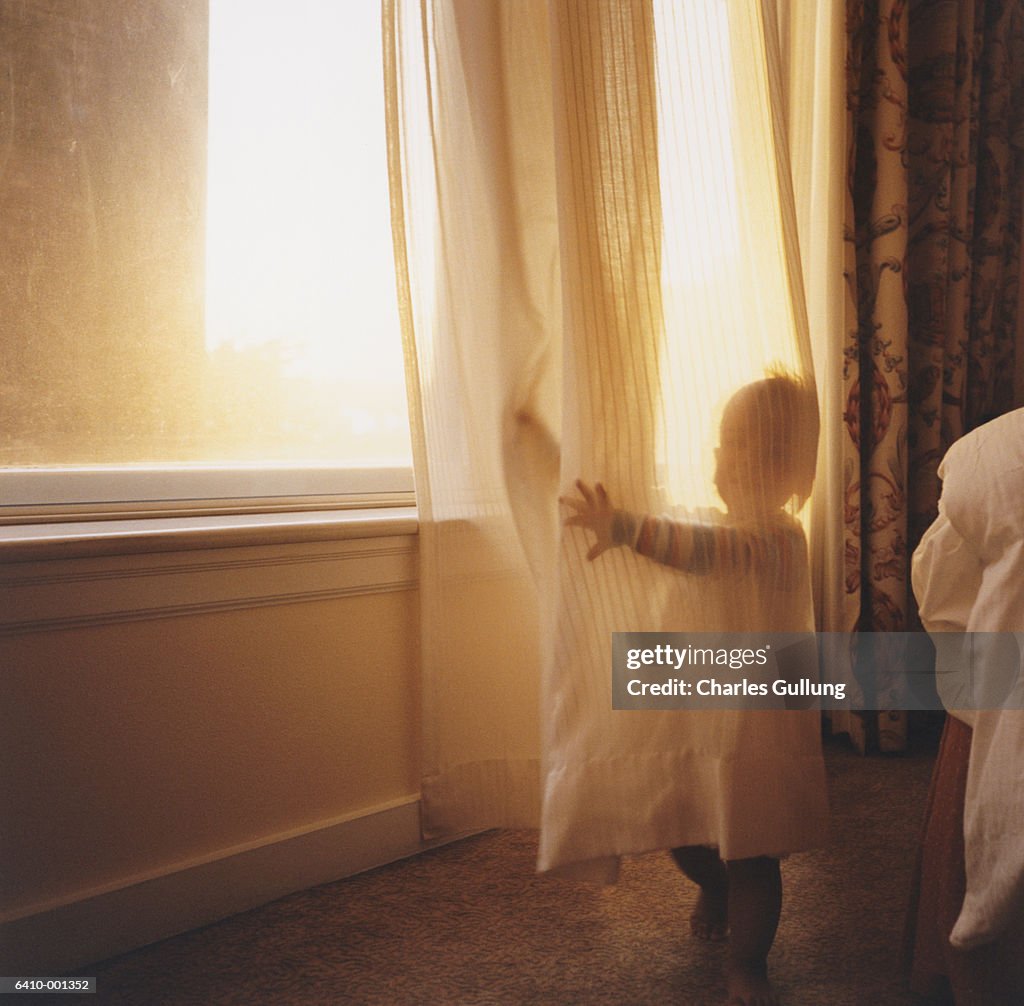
[36,732,940,1005]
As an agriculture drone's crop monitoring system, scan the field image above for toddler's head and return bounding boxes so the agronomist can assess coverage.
[713,374,816,518]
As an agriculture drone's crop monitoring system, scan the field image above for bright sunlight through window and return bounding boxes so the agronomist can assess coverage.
[204,0,411,467]
[0,2,410,478]
[653,1,805,509]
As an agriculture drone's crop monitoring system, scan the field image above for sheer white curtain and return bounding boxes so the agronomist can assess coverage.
[776,0,847,638]
[386,0,842,875]
[774,2,853,741]
[384,0,557,836]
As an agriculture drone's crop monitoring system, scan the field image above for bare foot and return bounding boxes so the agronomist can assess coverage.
[726,960,778,1006]
[690,887,729,941]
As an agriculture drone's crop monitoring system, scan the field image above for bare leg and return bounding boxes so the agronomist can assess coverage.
[671,845,729,941]
[724,856,781,1006]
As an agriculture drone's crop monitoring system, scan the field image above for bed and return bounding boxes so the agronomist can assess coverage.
[908,407,1024,1001]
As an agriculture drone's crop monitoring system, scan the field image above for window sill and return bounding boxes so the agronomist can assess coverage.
[0,507,419,564]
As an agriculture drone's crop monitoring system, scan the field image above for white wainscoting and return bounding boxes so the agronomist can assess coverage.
[0,518,433,974]
[0,525,417,636]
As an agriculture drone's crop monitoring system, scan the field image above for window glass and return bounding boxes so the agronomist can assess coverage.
[0,0,411,472]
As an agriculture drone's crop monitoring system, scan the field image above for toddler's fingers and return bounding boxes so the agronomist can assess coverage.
[559,495,588,513]
[586,543,604,562]
[595,482,610,507]
[564,515,590,528]
[575,479,595,506]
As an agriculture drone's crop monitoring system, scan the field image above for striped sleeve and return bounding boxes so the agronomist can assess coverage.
[627,514,803,585]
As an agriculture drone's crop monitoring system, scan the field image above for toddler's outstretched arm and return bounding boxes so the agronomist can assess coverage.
[562,480,802,584]
[562,479,691,568]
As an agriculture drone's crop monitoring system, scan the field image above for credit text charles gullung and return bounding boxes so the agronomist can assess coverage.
[622,643,847,700]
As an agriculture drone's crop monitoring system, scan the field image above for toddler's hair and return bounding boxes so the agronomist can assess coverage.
[725,372,817,507]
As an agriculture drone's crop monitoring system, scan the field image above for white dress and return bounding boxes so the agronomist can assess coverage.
[538,507,829,881]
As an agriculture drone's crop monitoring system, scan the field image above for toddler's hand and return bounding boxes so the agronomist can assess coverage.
[560,479,617,561]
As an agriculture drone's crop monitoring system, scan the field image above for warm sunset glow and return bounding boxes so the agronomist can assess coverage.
[205,1,411,464]
[653,1,804,507]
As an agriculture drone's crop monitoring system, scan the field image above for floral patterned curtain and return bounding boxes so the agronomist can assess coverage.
[842,0,1024,752]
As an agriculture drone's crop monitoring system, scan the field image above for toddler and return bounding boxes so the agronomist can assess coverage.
[561,374,822,1006]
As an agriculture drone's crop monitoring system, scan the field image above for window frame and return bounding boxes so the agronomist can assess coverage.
[1,4,414,526]
[0,465,415,526]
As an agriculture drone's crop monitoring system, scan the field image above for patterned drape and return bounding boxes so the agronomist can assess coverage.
[843,0,1024,752]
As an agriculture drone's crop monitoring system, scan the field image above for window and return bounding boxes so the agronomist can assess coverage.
[0,1,411,520]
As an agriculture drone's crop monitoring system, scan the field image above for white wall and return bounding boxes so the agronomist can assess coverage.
[0,528,423,973]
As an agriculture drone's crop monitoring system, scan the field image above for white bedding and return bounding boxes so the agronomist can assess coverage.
[912,406,1024,949]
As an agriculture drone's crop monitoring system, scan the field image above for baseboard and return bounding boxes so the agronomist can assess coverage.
[0,796,454,975]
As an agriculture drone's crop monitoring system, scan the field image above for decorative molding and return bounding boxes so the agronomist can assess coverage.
[0,533,418,636]
[0,797,464,975]
[0,507,418,563]
[0,465,414,514]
